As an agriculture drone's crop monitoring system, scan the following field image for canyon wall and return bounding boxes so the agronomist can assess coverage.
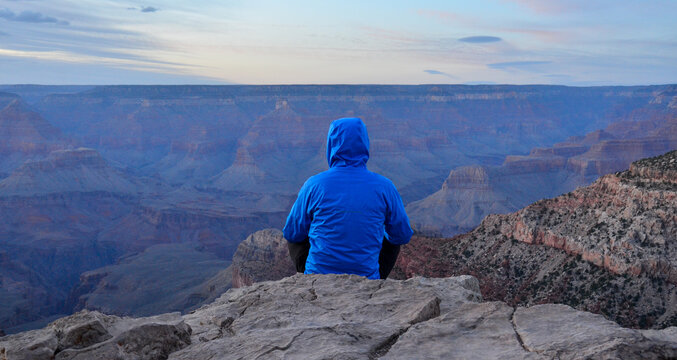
[396,151,677,329]
[408,87,677,237]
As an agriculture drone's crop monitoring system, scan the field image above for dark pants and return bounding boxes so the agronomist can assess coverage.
[287,237,401,279]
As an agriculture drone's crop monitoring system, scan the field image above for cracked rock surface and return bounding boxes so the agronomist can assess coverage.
[514,304,677,359]
[172,274,676,359]
[171,274,480,359]
[3,274,676,359]
[383,301,544,359]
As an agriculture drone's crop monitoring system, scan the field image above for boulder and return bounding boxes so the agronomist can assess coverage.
[0,311,190,360]
[231,228,296,288]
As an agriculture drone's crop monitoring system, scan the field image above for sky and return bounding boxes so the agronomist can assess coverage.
[0,0,676,85]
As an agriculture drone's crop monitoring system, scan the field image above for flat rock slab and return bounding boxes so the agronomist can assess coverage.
[171,274,482,359]
[383,301,543,359]
[514,304,677,359]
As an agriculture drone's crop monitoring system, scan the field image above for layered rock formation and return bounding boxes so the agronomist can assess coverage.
[0,98,69,176]
[94,188,289,258]
[230,229,296,288]
[0,148,139,196]
[396,150,677,328]
[0,148,140,331]
[3,274,676,359]
[0,141,289,333]
[208,99,328,196]
[409,87,677,237]
[67,244,232,317]
[0,85,93,105]
[406,166,518,236]
[38,85,664,199]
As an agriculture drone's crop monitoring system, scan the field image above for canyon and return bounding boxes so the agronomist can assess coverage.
[0,84,675,334]
[407,87,677,237]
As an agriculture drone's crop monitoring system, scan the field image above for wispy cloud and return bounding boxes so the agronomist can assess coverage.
[0,8,69,25]
[424,69,457,79]
[459,36,502,43]
[418,8,575,44]
[359,25,492,57]
[126,6,159,13]
[544,74,574,81]
[0,54,228,85]
[0,48,190,70]
[488,61,551,71]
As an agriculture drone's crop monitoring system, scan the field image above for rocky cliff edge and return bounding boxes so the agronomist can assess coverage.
[2,274,676,359]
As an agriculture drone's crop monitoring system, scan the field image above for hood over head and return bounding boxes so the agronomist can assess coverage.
[326,117,370,168]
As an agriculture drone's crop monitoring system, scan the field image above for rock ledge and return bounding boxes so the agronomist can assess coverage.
[2,274,676,359]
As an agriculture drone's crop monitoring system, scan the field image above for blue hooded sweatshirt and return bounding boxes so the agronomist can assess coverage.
[282,117,413,279]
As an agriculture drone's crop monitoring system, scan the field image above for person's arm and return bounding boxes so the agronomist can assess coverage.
[283,181,314,243]
[384,183,413,245]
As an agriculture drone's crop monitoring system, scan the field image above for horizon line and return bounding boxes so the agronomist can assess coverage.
[2,83,676,87]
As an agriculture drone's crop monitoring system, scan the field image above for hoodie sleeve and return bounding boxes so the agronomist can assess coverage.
[283,181,314,243]
[384,183,413,245]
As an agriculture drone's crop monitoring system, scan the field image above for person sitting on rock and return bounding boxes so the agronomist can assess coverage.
[283,117,413,279]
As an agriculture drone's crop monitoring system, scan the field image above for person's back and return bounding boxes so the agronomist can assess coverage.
[283,117,413,279]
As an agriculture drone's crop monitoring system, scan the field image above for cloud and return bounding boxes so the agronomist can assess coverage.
[418,9,571,44]
[423,69,445,75]
[0,47,205,81]
[0,8,69,25]
[126,6,159,13]
[424,69,457,79]
[0,53,230,85]
[458,36,502,43]
[488,61,551,70]
[544,74,573,79]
